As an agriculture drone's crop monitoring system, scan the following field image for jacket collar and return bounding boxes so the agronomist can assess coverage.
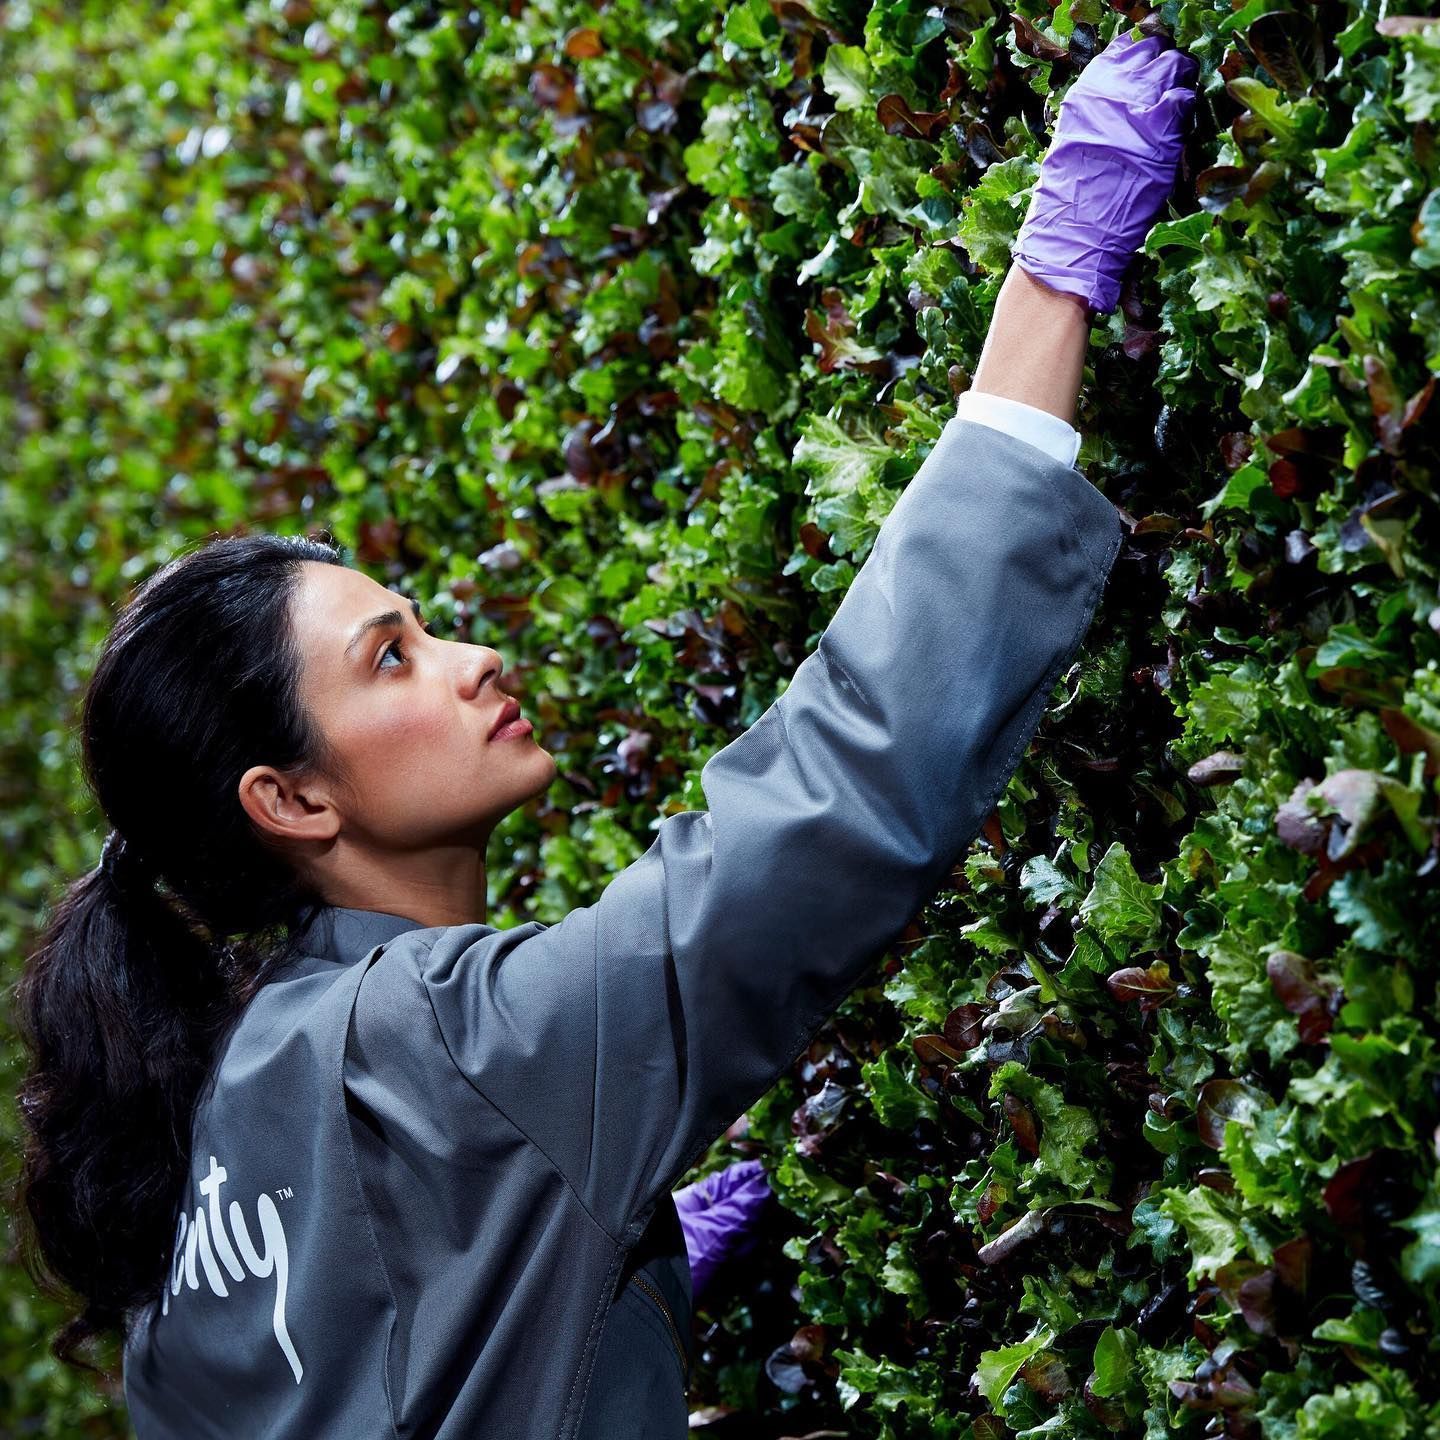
[291,904,433,967]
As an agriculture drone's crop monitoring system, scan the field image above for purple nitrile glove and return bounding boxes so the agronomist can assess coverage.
[674,1158,775,1304]
[1010,29,1200,318]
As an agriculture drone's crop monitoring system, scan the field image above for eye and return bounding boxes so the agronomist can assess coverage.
[378,618,436,671]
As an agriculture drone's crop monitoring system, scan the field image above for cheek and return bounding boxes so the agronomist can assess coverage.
[343,689,458,769]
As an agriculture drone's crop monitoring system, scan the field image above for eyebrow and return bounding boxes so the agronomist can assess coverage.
[346,595,424,662]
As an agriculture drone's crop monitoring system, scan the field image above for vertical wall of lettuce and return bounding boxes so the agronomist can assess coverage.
[1,0,1439,1435]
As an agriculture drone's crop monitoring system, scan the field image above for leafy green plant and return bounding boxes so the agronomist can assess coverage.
[2,0,1438,1436]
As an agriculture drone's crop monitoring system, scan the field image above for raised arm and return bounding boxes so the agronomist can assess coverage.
[408,405,1121,1245]
[384,30,1199,1247]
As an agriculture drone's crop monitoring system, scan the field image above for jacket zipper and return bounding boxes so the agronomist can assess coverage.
[628,1271,690,1389]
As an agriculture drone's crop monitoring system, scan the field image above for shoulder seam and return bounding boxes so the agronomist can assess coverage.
[339,948,405,1440]
[401,933,624,1247]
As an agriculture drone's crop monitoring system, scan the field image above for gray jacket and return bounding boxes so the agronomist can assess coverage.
[122,414,1123,1438]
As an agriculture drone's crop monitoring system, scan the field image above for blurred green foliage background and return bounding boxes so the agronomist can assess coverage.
[3,0,1440,1434]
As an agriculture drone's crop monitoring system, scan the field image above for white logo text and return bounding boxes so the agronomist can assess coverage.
[163,1155,301,1383]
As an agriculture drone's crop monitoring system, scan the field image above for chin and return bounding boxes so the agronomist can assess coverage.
[514,746,556,788]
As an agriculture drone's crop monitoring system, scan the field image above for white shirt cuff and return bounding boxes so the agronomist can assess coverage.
[954,389,1082,469]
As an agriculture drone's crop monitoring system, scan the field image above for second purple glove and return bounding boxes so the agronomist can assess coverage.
[1010,29,1200,317]
[673,1158,775,1304]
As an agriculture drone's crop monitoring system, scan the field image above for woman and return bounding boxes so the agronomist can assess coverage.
[12,29,1196,1440]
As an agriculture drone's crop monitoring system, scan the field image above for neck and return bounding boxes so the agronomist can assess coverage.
[313,842,489,929]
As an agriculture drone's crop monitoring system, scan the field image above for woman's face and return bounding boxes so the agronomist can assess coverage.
[284,560,557,851]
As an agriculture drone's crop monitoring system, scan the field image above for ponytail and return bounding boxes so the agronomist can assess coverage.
[8,531,349,1375]
[12,843,238,1369]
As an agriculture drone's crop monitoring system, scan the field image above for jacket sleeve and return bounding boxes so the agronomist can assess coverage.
[416,413,1125,1245]
[954,386,1082,468]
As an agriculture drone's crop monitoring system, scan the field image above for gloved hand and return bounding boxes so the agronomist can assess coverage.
[1010,29,1200,317]
[673,1158,775,1304]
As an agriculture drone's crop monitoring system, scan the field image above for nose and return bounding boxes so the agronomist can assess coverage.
[463,645,504,701]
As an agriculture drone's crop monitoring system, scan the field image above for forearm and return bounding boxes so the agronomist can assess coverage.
[969,264,1092,427]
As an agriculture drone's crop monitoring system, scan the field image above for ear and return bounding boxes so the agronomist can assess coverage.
[237,764,341,847]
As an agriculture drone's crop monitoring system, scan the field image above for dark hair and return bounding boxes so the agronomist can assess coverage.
[9,530,354,1376]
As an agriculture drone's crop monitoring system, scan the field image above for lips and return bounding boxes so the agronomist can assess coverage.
[489,697,522,740]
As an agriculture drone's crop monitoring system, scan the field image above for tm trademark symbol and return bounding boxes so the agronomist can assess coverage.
[275,1186,294,1200]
